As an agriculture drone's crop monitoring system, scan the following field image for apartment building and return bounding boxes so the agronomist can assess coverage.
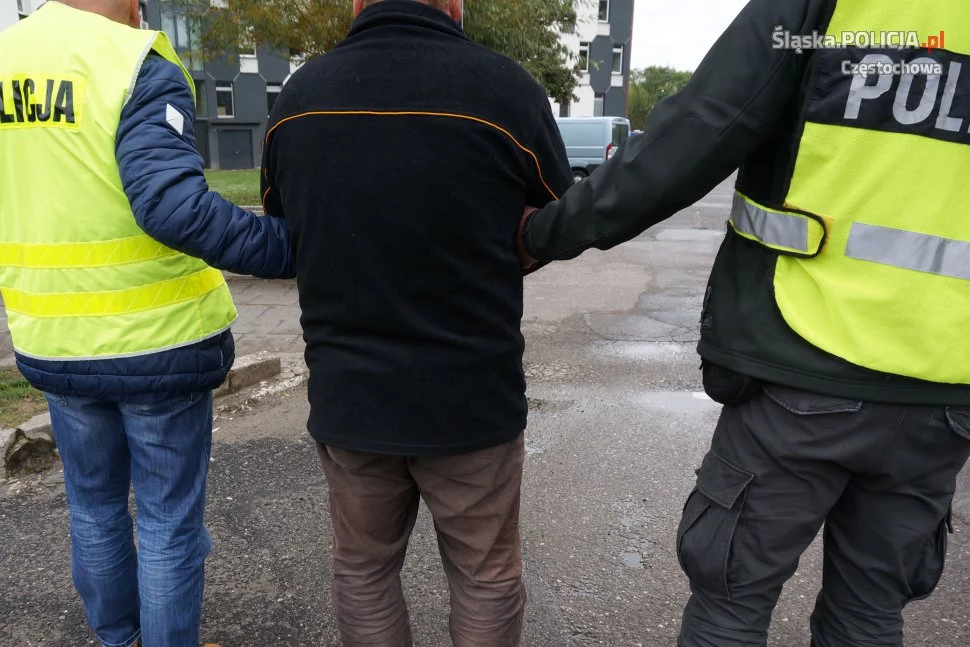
[3,1,634,159]
[1,0,292,169]
[140,0,293,170]
[553,0,635,118]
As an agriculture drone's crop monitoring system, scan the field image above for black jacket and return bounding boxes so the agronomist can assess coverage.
[523,0,970,406]
[262,1,573,453]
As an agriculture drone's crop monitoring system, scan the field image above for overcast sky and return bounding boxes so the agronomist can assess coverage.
[630,0,749,71]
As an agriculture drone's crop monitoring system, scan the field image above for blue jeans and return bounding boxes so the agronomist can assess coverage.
[46,391,214,647]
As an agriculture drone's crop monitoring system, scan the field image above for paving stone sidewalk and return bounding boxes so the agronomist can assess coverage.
[0,276,302,367]
[223,275,304,356]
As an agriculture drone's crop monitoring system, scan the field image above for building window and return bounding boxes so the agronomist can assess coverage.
[194,80,207,115]
[238,26,259,73]
[161,5,201,68]
[266,83,282,116]
[594,93,605,117]
[240,26,257,58]
[612,46,624,74]
[161,9,188,48]
[216,83,234,118]
[598,0,609,21]
[578,42,590,72]
[17,0,29,19]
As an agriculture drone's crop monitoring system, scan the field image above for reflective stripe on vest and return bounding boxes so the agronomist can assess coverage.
[0,235,179,269]
[846,223,970,281]
[1,267,225,318]
[0,3,234,360]
[729,193,826,257]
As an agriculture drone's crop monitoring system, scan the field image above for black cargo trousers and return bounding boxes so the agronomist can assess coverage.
[676,382,970,647]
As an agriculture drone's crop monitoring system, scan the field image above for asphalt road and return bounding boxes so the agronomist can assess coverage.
[3,176,969,646]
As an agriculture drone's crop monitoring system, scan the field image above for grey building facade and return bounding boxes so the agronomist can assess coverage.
[553,0,635,119]
[2,1,291,169]
[142,0,293,169]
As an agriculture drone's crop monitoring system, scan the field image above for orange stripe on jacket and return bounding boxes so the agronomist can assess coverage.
[262,110,561,211]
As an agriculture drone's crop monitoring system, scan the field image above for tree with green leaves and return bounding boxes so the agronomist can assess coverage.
[164,0,584,105]
[627,66,693,130]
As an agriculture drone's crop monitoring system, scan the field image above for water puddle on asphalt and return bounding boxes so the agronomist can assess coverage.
[596,341,689,362]
[620,552,643,569]
[636,391,719,414]
[620,514,634,533]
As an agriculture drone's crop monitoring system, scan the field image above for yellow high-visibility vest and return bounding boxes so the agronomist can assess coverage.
[0,2,236,360]
[727,0,970,384]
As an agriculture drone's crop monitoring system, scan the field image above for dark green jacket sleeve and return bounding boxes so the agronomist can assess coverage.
[523,0,834,261]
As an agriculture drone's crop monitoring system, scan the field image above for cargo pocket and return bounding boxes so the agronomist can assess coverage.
[944,407,970,442]
[677,451,754,599]
[908,507,951,601]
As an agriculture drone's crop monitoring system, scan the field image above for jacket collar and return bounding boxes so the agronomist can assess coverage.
[347,1,466,41]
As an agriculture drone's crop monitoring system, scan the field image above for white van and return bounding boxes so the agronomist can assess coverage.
[554,117,631,183]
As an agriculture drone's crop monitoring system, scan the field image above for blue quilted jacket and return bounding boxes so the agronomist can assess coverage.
[16,55,295,402]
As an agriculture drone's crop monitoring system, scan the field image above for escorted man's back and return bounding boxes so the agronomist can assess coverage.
[264,1,571,643]
[263,0,572,455]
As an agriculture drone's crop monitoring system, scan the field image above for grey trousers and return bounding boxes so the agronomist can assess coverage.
[676,383,970,647]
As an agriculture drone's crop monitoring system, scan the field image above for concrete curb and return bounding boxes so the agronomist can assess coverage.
[213,353,308,422]
[215,351,282,398]
[1,353,284,481]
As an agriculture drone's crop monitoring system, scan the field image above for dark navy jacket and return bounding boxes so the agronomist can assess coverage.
[16,55,295,402]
